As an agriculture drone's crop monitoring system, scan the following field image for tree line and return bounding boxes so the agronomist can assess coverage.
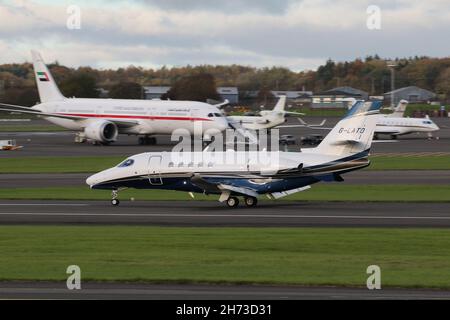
[0,55,449,106]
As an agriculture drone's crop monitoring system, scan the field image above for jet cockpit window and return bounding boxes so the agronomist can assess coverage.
[214,113,223,117]
[118,159,135,168]
[423,120,432,124]
[208,113,214,117]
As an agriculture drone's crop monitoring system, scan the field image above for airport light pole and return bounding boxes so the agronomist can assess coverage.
[387,61,397,108]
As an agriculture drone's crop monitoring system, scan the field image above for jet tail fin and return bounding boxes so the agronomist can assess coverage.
[31,50,65,103]
[388,100,408,118]
[306,101,382,156]
[272,95,287,112]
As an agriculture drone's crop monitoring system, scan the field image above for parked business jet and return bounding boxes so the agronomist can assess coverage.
[86,100,382,207]
[375,100,440,139]
[227,96,325,131]
[0,51,228,145]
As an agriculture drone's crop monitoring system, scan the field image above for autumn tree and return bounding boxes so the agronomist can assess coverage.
[109,82,143,99]
[60,73,99,98]
[162,73,220,102]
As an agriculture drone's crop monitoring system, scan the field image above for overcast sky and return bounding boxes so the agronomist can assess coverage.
[0,0,449,71]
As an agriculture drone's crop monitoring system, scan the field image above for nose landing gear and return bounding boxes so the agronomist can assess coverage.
[111,190,120,206]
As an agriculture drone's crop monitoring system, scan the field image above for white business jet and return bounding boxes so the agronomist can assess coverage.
[227,96,325,131]
[0,51,228,145]
[86,100,382,207]
[375,100,440,139]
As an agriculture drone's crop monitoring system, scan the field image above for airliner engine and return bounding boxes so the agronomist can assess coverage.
[84,120,118,143]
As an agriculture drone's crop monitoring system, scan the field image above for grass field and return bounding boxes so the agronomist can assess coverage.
[1,226,450,288]
[1,155,450,173]
[1,184,449,202]
[0,125,67,132]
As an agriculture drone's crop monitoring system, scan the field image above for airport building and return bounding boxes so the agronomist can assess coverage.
[144,86,171,100]
[384,86,437,105]
[312,87,368,109]
[144,86,239,104]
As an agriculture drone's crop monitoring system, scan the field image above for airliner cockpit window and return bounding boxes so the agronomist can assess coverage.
[208,113,214,117]
[118,159,135,167]
[214,113,222,117]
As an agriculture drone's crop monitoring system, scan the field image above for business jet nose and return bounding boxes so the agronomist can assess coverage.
[86,173,102,188]
[217,118,229,131]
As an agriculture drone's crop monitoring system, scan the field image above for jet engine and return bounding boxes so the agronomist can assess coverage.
[84,120,118,143]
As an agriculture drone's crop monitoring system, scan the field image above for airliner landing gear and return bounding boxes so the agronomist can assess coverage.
[226,197,239,208]
[244,197,258,207]
[111,190,120,206]
[74,132,87,143]
[138,136,157,145]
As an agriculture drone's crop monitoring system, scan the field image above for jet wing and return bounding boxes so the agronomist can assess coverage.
[0,103,138,127]
[190,174,221,193]
[217,184,259,198]
[190,174,259,198]
[277,119,330,129]
[227,121,259,144]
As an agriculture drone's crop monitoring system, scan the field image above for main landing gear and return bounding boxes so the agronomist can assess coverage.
[138,136,157,145]
[111,190,120,206]
[226,196,258,208]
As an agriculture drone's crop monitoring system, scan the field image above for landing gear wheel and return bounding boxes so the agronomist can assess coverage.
[138,136,157,145]
[244,197,258,207]
[226,197,239,208]
[111,190,119,206]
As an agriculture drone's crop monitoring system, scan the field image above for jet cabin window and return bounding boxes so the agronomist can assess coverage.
[208,113,223,117]
[118,159,135,168]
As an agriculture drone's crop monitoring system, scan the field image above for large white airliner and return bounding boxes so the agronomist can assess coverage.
[0,51,228,145]
[86,101,382,207]
[374,100,440,139]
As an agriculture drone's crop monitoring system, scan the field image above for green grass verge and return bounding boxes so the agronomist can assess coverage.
[1,155,449,173]
[370,155,450,170]
[1,226,450,288]
[1,185,449,202]
[0,125,68,132]
[0,156,122,173]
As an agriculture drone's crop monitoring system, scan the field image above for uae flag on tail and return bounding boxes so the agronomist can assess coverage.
[37,71,49,82]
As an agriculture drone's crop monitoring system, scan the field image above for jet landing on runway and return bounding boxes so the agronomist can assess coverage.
[86,101,382,208]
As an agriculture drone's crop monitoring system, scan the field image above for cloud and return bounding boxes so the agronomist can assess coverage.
[0,0,449,71]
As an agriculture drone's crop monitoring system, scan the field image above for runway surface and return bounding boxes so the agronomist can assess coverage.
[1,117,449,157]
[1,282,450,299]
[2,170,449,188]
[0,200,449,227]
